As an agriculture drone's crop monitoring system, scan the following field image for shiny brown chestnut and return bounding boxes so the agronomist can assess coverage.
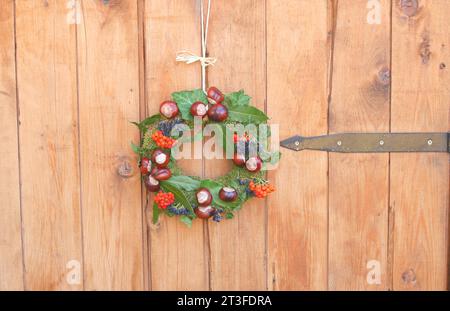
[219,187,238,202]
[140,157,152,175]
[194,205,215,219]
[196,188,213,207]
[151,149,170,168]
[159,100,179,119]
[245,156,262,173]
[144,175,160,192]
[207,103,228,122]
[206,86,224,103]
[233,153,246,167]
[151,167,172,181]
[190,101,208,117]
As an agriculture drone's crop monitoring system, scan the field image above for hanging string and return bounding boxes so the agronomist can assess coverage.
[176,0,215,93]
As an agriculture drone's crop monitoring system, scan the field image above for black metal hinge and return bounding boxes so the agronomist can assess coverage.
[280,132,450,153]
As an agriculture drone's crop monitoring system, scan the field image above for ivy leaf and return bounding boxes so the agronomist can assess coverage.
[227,105,269,124]
[224,90,251,106]
[200,179,241,209]
[180,215,193,228]
[160,181,194,214]
[172,89,208,121]
[164,175,200,191]
[152,203,160,224]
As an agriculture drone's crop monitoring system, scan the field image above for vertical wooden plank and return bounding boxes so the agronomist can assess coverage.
[0,0,24,290]
[328,0,390,290]
[144,0,208,290]
[391,0,449,290]
[266,0,329,290]
[15,0,83,290]
[78,0,143,290]
[206,0,266,290]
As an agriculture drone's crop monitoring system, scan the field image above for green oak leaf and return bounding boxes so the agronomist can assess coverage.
[224,90,251,106]
[172,89,208,121]
[180,215,193,228]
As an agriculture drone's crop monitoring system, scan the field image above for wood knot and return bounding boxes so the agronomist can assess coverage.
[117,158,134,178]
[401,268,417,284]
[440,63,446,70]
[400,0,418,17]
[377,67,391,86]
[419,34,431,64]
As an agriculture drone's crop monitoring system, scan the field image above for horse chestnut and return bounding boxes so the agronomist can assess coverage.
[144,175,160,192]
[151,149,170,168]
[194,205,215,219]
[219,187,238,202]
[190,101,208,117]
[207,103,228,122]
[233,153,246,166]
[245,156,262,173]
[196,188,212,207]
[151,167,172,181]
[140,157,152,175]
[159,100,179,119]
[207,86,224,103]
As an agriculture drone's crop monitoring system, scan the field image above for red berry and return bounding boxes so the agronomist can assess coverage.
[196,188,212,207]
[140,157,152,175]
[194,205,215,219]
[207,103,228,122]
[151,149,170,168]
[245,156,262,173]
[159,100,179,119]
[219,187,238,202]
[190,101,208,117]
[206,86,224,103]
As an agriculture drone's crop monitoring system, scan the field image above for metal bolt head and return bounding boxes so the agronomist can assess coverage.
[336,140,342,146]
[427,139,433,145]
[294,141,300,146]
[379,140,384,146]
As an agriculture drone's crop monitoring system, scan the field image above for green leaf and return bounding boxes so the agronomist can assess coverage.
[152,203,160,224]
[227,105,269,124]
[160,181,194,214]
[200,179,241,209]
[164,175,200,191]
[180,215,193,228]
[225,212,234,219]
[131,114,161,134]
[130,142,141,155]
[172,89,208,121]
[224,90,251,106]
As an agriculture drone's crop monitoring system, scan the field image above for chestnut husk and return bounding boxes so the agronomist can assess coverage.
[206,86,224,103]
[140,157,152,175]
[151,149,170,168]
[245,156,262,173]
[159,100,179,119]
[190,101,208,117]
[151,167,172,181]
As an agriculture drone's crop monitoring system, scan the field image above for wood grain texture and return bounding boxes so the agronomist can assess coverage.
[77,0,144,290]
[206,0,267,290]
[0,0,24,290]
[390,0,449,290]
[144,0,208,290]
[328,0,390,290]
[267,0,328,290]
[15,0,83,290]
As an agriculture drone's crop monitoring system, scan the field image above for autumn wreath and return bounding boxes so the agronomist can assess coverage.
[131,87,280,227]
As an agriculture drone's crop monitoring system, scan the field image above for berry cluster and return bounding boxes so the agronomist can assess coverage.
[249,181,275,198]
[154,191,175,209]
[167,205,189,216]
[152,130,176,149]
